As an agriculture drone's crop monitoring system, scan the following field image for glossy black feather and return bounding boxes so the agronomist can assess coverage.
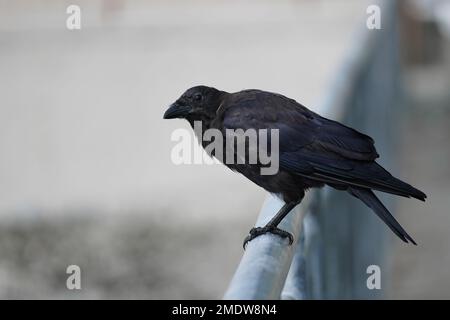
[348,187,417,245]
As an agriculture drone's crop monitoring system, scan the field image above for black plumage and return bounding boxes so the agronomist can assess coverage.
[164,86,426,247]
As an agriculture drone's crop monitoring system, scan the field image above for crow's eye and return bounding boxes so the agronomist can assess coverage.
[193,93,202,101]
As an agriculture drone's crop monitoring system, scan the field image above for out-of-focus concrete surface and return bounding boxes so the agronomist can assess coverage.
[0,0,370,298]
[389,34,450,299]
[0,214,250,299]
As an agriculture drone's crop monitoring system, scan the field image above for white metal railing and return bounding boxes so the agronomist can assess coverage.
[224,0,400,300]
[224,195,310,299]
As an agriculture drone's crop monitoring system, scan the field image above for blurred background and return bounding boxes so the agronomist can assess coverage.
[0,0,449,299]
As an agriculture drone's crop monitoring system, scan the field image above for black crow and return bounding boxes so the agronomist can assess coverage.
[164,86,426,248]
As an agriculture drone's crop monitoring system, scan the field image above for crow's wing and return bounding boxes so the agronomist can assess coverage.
[220,89,378,160]
[220,90,318,152]
[220,90,426,200]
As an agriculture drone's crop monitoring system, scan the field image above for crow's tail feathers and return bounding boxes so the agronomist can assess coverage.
[348,187,417,245]
[381,173,427,201]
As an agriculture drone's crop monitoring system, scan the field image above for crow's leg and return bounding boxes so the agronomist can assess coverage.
[243,201,299,249]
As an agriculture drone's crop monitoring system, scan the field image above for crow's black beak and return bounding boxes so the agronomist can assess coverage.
[163,102,192,119]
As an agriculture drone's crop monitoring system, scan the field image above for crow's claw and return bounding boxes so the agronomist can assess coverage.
[243,225,294,249]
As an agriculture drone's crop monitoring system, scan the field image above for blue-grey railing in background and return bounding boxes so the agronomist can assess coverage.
[224,0,401,299]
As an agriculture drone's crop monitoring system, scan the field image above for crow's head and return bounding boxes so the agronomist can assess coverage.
[163,86,225,121]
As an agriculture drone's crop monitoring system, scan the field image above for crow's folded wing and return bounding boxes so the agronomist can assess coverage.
[220,90,318,151]
[220,90,425,200]
[220,89,379,161]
